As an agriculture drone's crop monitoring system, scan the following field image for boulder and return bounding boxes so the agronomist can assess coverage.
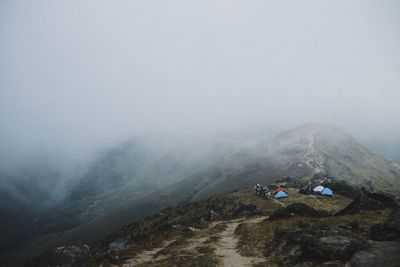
[348,241,400,267]
[233,204,260,216]
[108,238,131,252]
[299,186,313,195]
[366,192,400,209]
[25,244,90,267]
[336,193,384,215]
[338,221,359,231]
[348,250,379,267]
[208,209,220,221]
[311,236,353,259]
[370,209,400,241]
[269,203,330,220]
[271,226,363,265]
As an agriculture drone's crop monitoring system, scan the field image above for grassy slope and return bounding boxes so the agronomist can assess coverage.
[8,123,400,266]
[234,188,391,263]
[89,188,376,266]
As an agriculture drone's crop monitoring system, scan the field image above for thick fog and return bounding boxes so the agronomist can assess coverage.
[1,1,400,180]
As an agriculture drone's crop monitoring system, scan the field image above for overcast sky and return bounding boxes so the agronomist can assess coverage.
[1,0,400,170]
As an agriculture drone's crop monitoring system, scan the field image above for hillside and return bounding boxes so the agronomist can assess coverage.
[2,123,400,266]
[88,187,355,266]
[28,184,400,266]
[177,122,400,199]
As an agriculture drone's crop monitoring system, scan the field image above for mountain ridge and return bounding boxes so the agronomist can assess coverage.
[2,123,400,266]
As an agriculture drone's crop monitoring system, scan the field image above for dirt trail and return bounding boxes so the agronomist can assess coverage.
[122,222,220,266]
[122,239,176,267]
[181,235,209,255]
[304,134,325,174]
[122,217,266,267]
[215,217,265,267]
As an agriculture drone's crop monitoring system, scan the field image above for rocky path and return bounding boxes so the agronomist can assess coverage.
[304,134,325,174]
[214,217,265,267]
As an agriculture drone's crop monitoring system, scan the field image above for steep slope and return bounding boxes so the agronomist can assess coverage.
[184,123,400,200]
[281,123,400,191]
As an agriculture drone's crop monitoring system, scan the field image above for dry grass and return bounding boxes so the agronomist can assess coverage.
[233,188,389,258]
[235,208,392,257]
[90,187,391,266]
[273,188,352,213]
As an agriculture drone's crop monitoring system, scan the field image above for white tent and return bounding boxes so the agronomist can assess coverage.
[313,185,325,194]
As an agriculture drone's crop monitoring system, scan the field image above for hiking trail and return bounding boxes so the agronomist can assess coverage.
[304,134,325,174]
[214,217,265,267]
[122,217,267,266]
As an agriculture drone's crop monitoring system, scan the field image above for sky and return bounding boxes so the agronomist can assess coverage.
[1,0,400,172]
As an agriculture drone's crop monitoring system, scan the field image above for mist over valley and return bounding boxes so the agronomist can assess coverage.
[1,1,400,266]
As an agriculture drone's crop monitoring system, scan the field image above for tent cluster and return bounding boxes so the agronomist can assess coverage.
[299,184,333,196]
[312,185,333,197]
[255,184,288,199]
[255,180,333,200]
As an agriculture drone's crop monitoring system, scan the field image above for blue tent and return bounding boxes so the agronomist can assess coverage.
[275,191,288,199]
[321,187,333,197]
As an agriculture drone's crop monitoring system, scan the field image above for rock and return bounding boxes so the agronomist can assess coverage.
[269,203,330,220]
[299,186,313,195]
[208,209,220,221]
[171,224,182,229]
[348,250,378,267]
[337,190,400,216]
[25,244,91,267]
[186,226,200,232]
[233,204,260,216]
[366,192,400,209]
[348,241,400,267]
[339,221,359,231]
[370,209,400,241]
[108,238,131,252]
[311,236,353,259]
[336,193,384,215]
[271,226,362,265]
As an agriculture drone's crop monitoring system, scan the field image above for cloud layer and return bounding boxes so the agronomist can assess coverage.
[1,0,400,170]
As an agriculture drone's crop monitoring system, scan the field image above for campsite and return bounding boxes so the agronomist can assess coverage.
[255,176,334,201]
[255,183,343,210]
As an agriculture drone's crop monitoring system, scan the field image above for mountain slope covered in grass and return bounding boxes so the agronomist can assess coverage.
[2,123,400,266]
[30,184,400,267]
